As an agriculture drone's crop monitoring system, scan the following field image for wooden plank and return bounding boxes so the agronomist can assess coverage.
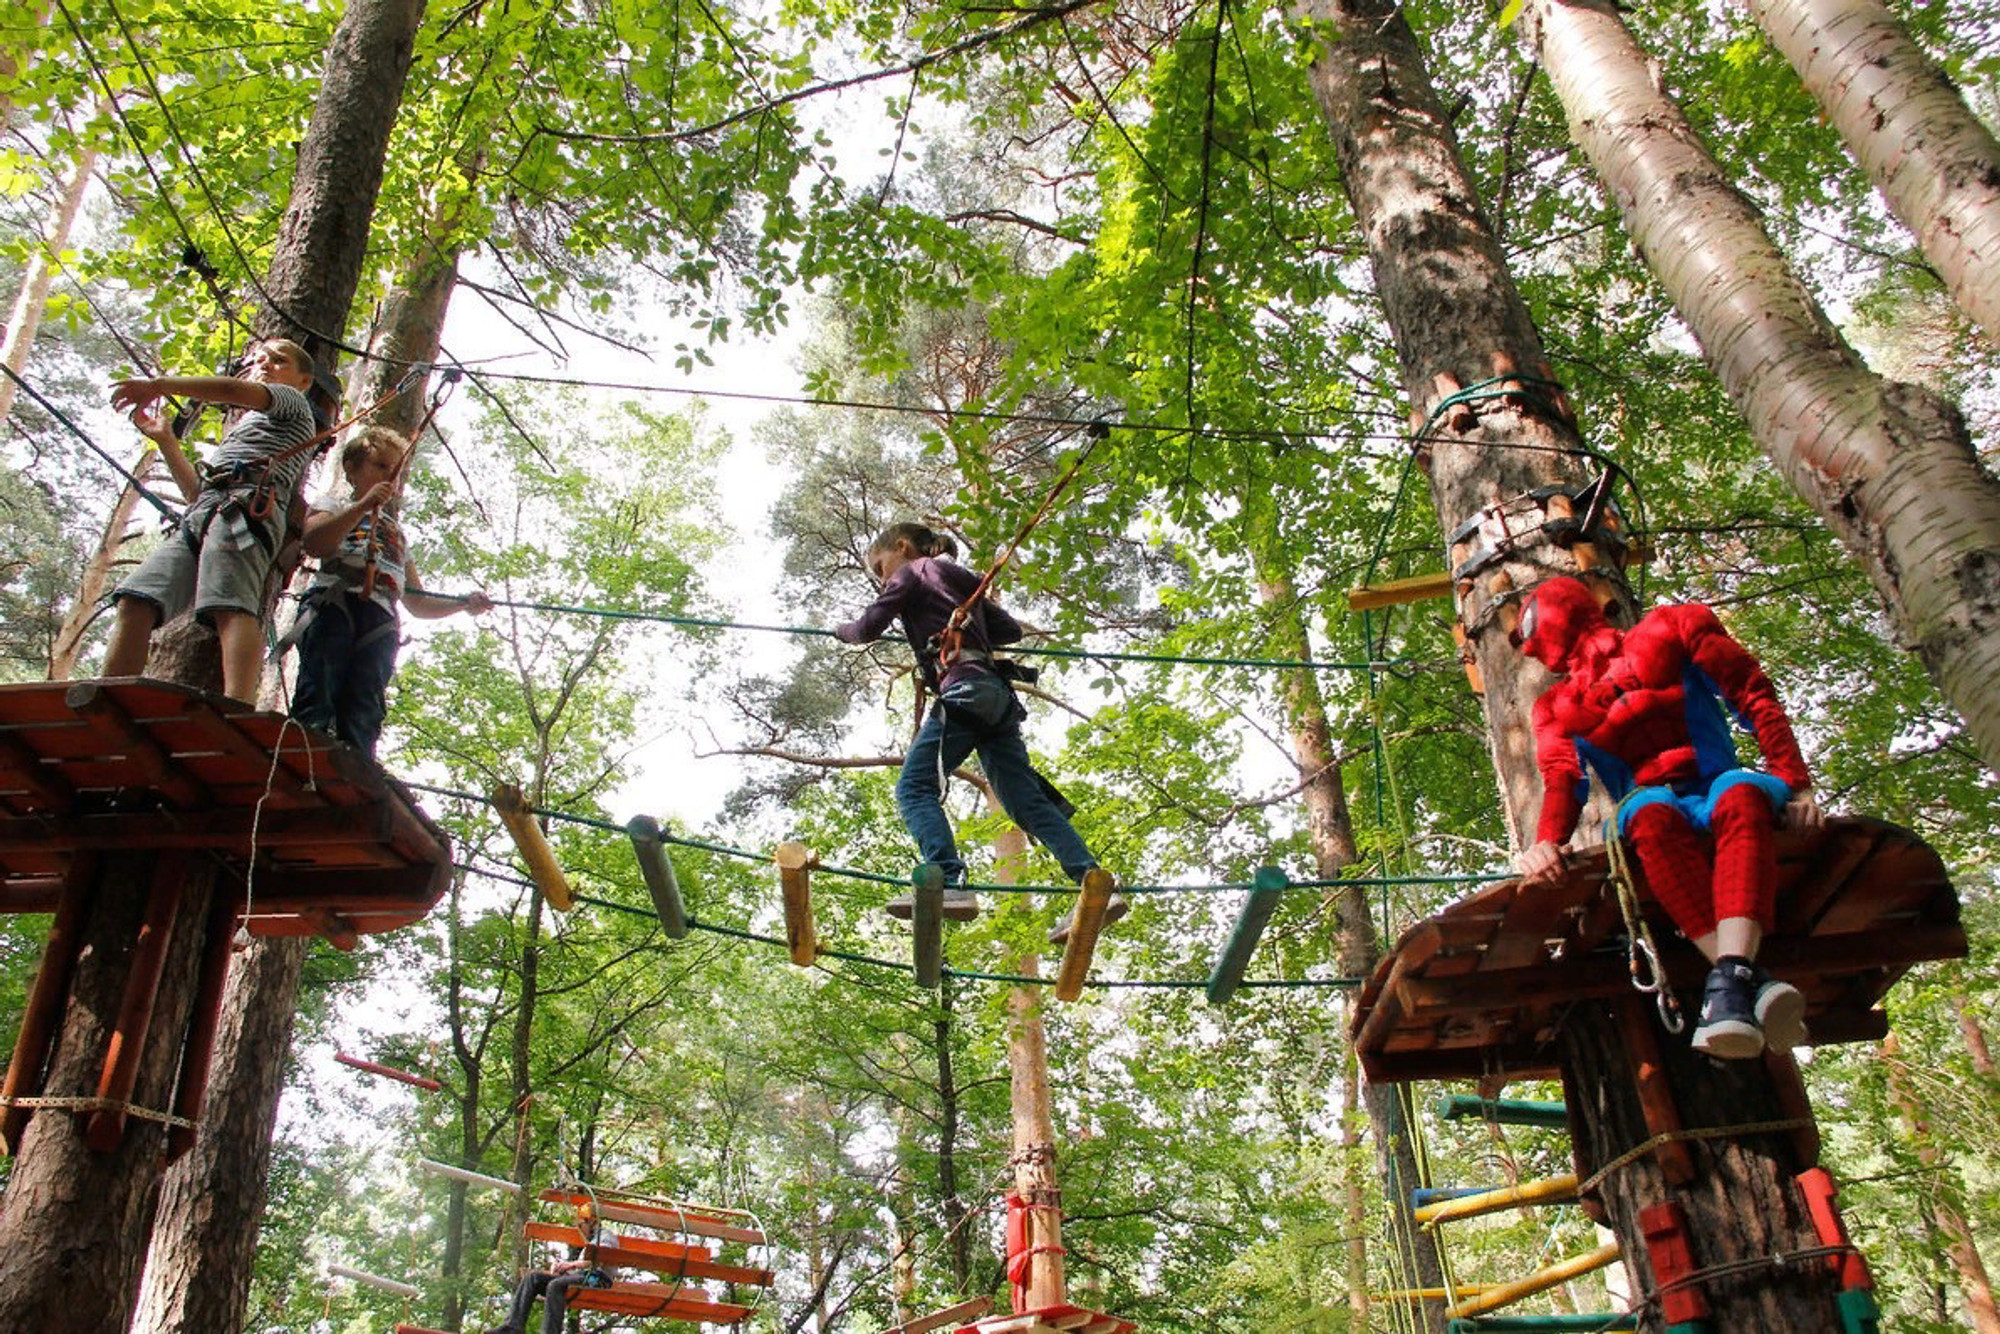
[1777,824,1881,936]
[888,1295,993,1334]
[1347,570,1452,611]
[0,729,72,811]
[522,1221,770,1285]
[66,681,210,808]
[563,1282,752,1322]
[539,1190,766,1246]
[1478,879,1587,971]
[0,879,65,913]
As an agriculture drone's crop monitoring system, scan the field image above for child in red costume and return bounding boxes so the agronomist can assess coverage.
[1512,577,1825,1058]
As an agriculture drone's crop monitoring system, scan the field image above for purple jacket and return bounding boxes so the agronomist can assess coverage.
[834,556,1022,692]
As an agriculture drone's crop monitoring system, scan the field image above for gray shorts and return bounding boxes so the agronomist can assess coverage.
[115,493,280,625]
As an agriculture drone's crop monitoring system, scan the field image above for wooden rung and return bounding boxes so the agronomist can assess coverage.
[1433,1094,1568,1129]
[1415,1174,1579,1225]
[418,1158,523,1195]
[1445,1243,1621,1319]
[539,1190,766,1246]
[627,815,688,939]
[329,1264,421,1299]
[912,863,944,990]
[1206,865,1286,1005]
[563,1281,752,1322]
[776,841,817,965]
[493,783,574,911]
[394,1326,453,1333]
[335,1052,440,1092]
[1348,570,1453,612]
[1370,1284,1503,1301]
[1054,868,1116,1002]
[889,1294,993,1333]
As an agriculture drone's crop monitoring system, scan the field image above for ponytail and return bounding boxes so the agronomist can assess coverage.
[868,521,957,562]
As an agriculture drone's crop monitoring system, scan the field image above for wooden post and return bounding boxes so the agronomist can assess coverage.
[912,864,945,990]
[493,783,573,911]
[166,895,241,1161]
[88,853,191,1151]
[1052,867,1115,1003]
[775,842,817,966]
[0,855,95,1153]
[626,815,687,939]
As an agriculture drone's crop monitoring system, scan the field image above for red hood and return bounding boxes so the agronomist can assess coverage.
[1518,576,1618,673]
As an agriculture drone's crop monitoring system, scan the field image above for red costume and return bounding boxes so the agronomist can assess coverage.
[1521,578,1812,943]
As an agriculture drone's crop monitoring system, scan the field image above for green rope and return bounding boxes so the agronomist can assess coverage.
[481,596,1414,673]
[411,782,1505,896]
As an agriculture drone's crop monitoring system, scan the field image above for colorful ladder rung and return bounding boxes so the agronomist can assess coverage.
[1446,1316,1637,1332]
[627,815,687,939]
[493,783,573,911]
[1435,1093,1570,1129]
[1446,1243,1621,1319]
[1416,1174,1579,1225]
[1205,865,1287,1005]
[1411,1186,1493,1208]
[775,841,817,966]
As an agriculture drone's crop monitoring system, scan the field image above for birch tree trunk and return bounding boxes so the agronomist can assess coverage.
[1525,0,2000,776]
[0,136,97,424]
[49,447,159,681]
[1745,0,2000,344]
[1882,1033,2000,1333]
[120,4,429,1331]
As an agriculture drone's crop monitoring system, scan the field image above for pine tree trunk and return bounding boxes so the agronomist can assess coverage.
[49,447,158,681]
[1746,0,2000,344]
[118,3,429,1330]
[0,135,97,423]
[1958,993,1997,1078]
[1525,0,2000,776]
[1883,1032,2000,1332]
[933,978,972,1293]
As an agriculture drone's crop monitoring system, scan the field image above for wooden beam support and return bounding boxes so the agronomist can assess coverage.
[0,856,95,1152]
[1206,865,1287,1005]
[889,1295,994,1334]
[86,853,190,1152]
[1614,996,1696,1185]
[1053,867,1115,1002]
[912,863,945,989]
[166,895,238,1161]
[625,815,687,938]
[0,803,400,856]
[492,783,573,911]
[185,699,311,800]
[776,841,817,966]
[0,729,73,811]
[65,680,209,808]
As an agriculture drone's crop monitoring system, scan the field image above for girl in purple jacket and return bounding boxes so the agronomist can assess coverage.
[836,523,1121,941]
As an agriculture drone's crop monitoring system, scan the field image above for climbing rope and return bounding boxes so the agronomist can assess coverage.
[1576,1117,1815,1198]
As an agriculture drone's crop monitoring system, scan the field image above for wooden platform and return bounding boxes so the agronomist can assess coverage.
[960,1306,1138,1334]
[1351,818,1962,1083]
[0,679,450,942]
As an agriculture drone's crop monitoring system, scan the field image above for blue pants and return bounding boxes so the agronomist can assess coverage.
[898,677,1095,883]
[290,592,398,756]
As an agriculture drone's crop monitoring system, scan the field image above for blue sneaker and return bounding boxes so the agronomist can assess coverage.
[1693,957,1764,1059]
[1752,965,1809,1051]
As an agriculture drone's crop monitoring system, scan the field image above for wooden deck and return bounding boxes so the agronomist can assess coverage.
[0,678,450,942]
[1351,818,1963,1083]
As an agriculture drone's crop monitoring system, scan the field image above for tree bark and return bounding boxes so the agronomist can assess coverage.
[933,977,972,1293]
[0,851,214,1331]
[0,134,97,424]
[1525,0,2000,776]
[1746,0,2000,344]
[1883,1032,2000,1333]
[49,447,158,681]
[121,3,429,1331]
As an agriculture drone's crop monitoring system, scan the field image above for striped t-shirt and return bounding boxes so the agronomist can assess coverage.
[206,382,317,500]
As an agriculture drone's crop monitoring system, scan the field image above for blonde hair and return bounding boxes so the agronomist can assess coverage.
[340,425,409,476]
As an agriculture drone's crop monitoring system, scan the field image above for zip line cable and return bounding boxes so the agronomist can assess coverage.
[1,364,183,522]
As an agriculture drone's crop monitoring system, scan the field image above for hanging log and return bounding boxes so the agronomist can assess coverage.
[776,842,817,966]
[328,1265,421,1299]
[492,783,573,911]
[1053,867,1115,1002]
[625,815,687,939]
[335,1052,442,1092]
[416,1157,522,1195]
[1206,865,1287,1004]
[912,863,945,989]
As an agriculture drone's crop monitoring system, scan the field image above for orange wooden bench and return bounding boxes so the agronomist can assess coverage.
[528,1184,774,1325]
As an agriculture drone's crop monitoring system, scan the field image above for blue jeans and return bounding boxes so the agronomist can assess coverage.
[898,678,1096,883]
[289,592,399,756]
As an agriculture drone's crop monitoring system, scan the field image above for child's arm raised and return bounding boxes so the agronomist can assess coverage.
[129,406,201,503]
[301,481,396,558]
[111,374,283,417]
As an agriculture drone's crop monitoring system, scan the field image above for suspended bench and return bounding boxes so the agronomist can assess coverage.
[533,1186,775,1325]
[0,678,452,1157]
[1351,816,1963,1083]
